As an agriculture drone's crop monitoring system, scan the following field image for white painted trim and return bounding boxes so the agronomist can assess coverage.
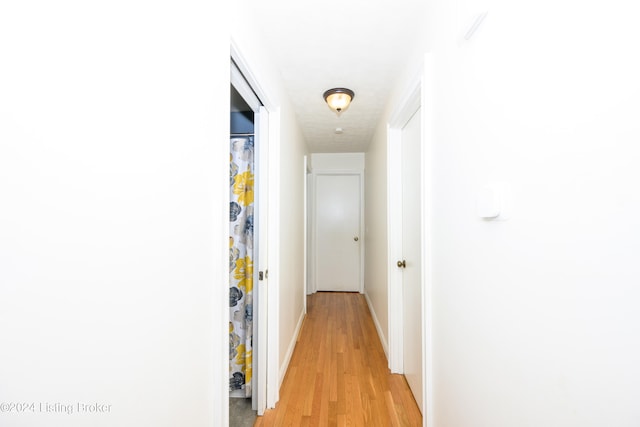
[230,37,281,411]
[279,310,306,386]
[312,168,363,175]
[387,125,403,374]
[254,106,269,415]
[389,75,422,129]
[266,107,281,408]
[421,53,435,427]
[364,292,389,358]
[311,169,365,294]
[387,58,434,426]
[230,60,261,113]
[306,171,314,295]
[359,170,366,296]
[303,156,308,312]
[230,39,274,109]
[387,75,422,375]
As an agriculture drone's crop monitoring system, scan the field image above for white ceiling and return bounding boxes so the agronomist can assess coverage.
[242,0,428,153]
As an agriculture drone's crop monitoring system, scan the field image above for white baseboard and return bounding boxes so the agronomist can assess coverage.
[364,292,389,359]
[279,310,305,386]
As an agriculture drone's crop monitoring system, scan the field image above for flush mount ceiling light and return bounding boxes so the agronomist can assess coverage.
[323,88,354,114]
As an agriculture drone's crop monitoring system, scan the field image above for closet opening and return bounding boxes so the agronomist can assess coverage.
[229,56,270,423]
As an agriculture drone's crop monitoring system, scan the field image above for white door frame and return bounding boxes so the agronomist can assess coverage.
[310,169,365,294]
[306,161,313,296]
[230,39,281,414]
[387,54,433,426]
[303,156,309,311]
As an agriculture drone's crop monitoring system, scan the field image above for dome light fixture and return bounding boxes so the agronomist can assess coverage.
[323,87,354,114]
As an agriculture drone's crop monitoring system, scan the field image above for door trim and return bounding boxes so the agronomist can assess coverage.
[387,73,421,374]
[310,169,365,294]
[303,155,308,311]
[230,38,281,414]
[387,54,434,426]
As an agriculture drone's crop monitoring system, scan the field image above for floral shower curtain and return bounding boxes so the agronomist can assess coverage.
[229,135,254,397]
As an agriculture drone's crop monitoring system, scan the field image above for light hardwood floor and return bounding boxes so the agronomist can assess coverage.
[254,292,422,426]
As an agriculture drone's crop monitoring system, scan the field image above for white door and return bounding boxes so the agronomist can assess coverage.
[314,173,361,292]
[400,108,423,414]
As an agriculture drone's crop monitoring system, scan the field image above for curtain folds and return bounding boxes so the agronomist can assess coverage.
[229,135,254,397]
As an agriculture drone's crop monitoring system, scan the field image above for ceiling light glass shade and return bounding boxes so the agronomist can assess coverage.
[323,88,354,113]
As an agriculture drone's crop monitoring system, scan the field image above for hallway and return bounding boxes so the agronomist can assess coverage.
[255,292,422,426]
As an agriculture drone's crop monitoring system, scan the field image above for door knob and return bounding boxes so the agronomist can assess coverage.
[354,236,359,241]
[397,260,406,268]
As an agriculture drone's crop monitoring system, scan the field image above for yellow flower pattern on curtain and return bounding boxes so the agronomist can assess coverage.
[229,136,254,396]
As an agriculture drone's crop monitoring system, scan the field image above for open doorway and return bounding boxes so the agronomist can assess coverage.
[229,41,282,420]
[229,82,258,426]
[229,54,275,423]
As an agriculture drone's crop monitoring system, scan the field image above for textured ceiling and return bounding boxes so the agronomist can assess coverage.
[244,0,428,153]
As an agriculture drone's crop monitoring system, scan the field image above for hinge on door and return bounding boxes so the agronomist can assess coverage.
[259,271,264,281]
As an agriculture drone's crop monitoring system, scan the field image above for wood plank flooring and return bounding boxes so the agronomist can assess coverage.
[254,292,422,426]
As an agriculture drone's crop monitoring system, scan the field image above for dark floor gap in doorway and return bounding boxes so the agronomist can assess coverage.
[229,397,256,427]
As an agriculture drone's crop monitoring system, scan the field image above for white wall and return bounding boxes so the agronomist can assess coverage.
[428,0,640,425]
[0,2,228,426]
[367,0,640,424]
[277,105,308,377]
[364,120,391,349]
[311,152,365,171]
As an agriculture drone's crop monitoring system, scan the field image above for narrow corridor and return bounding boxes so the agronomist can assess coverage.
[255,292,422,426]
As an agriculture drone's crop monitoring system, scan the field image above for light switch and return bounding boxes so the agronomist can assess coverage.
[477,182,510,220]
[477,186,500,218]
